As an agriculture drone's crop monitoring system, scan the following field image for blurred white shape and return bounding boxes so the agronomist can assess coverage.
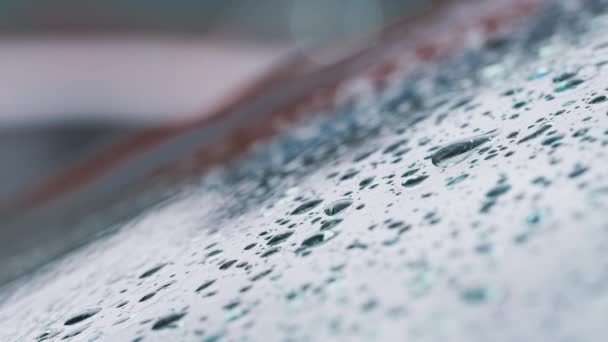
[0,37,292,128]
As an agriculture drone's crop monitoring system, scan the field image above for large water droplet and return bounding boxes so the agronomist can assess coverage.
[431,131,498,167]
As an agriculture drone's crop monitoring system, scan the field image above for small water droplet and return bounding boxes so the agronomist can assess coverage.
[431,131,498,167]
[446,174,469,186]
[260,247,280,258]
[300,231,339,249]
[475,243,493,255]
[267,231,294,246]
[219,259,238,270]
[359,177,375,189]
[151,312,187,330]
[554,79,584,92]
[36,328,63,341]
[250,269,273,282]
[589,95,607,104]
[460,287,489,304]
[541,134,564,146]
[139,263,167,278]
[324,199,353,216]
[320,219,343,231]
[568,163,589,178]
[64,308,101,325]
[194,279,215,292]
[518,124,552,144]
[291,199,323,215]
[243,243,257,250]
[139,292,157,302]
[401,168,420,178]
[486,184,511,198]
[401,175,429,187]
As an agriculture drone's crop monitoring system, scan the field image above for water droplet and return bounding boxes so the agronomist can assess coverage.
[554,79,584,92]
[486,184,511,198]
[359,177,375,189]
[401,168,420,178]
[151,312,187,330]
[460,287,489,304]
[219,259,238,270]
[139,263,167,278]
[589,95,606,104]
[267,231,294,246]
[250,269,273,282]
[202,332,225,342]
[139,292,157,302]
[206,249,222,257]
[324,199,353,216]
[552,72,576,83]
[401,175,429,187]
[194,279,215,292]
[260,247,280,258]
[291,199,323,215]
[300,231,339,249]
[382,139,408,154]
[518,124,552,144]
[475,243,493,255]
[36,328,63,341]
[339,170,360,181]
[568,163,589,178]
[446,174,469,186]
[431,131,498,167]
[243,243,257,250]
[320,219,343,231]
[532,176,552,187]
[64,308,101,325]
[541,134,564,146]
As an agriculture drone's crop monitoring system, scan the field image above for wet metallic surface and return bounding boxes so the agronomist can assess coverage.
[1,1,608,341]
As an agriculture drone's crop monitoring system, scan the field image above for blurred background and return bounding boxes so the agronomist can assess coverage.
[0,0,431,203]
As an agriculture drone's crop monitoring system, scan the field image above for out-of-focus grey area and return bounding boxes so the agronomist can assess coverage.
[0,0,428,201]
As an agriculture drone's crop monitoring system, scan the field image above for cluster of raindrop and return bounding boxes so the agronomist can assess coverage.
[0,1,608,341]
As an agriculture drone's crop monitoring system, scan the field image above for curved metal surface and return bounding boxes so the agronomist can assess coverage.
[4,0,608,341]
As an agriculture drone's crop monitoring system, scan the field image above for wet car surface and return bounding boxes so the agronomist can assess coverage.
[1,1,608,341]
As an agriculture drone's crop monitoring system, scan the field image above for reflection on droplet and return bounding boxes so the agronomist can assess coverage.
[431,131,498,167]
